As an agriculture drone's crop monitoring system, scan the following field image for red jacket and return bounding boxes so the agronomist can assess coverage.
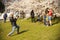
[48,9,53,16]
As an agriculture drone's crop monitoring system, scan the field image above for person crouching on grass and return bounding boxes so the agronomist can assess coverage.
[7,13,20,36]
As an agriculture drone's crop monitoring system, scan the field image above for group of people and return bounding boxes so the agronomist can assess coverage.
[2,7,53,36]
[43,8,53,26]
[30,8,53,26]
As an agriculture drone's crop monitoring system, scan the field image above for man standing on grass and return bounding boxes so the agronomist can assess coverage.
[30,10,35,22]
[7,13,20,36]
[3,12,7,23]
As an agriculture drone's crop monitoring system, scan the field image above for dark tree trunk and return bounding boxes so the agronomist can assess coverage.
[0,1,5,13]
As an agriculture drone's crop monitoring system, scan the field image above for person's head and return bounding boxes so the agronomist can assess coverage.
[9,12,14,17]
[31,10,34,13]
[31,10,34,12]
[45,8,49,14]
[11,14,14,17]
[46,8,49,10]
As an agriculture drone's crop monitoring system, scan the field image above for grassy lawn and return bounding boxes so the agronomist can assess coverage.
[0,18,60,40]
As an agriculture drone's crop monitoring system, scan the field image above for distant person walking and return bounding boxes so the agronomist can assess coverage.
[7,13,20,36]
[30,10,35,22]
[3,13,7,23]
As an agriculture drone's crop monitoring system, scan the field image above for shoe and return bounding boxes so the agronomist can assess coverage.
[7,34,11,37]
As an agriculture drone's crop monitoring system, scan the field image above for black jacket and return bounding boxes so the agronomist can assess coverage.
[10,17,17,26]
[31,10,35,18]
[3,13,7,18]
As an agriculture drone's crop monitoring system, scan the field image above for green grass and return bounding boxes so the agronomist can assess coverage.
[0,18,60,40]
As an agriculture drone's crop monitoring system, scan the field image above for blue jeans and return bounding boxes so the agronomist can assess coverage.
[8,25,19,36]
[48,16,52,21]
[44,19,46,25]
[44,16,46,25]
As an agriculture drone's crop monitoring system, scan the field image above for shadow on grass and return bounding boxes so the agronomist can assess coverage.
[55,37,60,40]
[52,17,60,25]
[12,30,29,36]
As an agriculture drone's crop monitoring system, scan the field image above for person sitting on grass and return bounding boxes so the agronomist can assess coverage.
[7,13,20,36]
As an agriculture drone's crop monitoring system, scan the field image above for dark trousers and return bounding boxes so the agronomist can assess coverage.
[37,19,40,22]
[31,17,35,22]
[16,25,20,34]
[44,19,46,25]
[4,18,6,23]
